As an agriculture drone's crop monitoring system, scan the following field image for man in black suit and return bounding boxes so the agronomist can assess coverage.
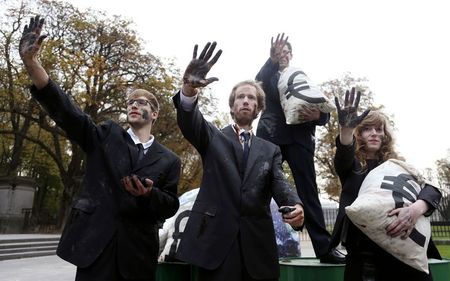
[174,42,305,281]
[19,16,180,281]
[255,34,344,264]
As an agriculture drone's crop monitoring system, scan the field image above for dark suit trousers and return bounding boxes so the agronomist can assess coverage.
[196,235,278,281]
[75,234,154,281]
[280,144,331,257]
[345,248,432,281]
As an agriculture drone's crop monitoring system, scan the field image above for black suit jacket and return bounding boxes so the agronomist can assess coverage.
[256,58,329,153]
[173,92,302,279]
[31,80,181,280]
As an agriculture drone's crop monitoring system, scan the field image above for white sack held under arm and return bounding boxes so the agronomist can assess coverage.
[345,159,432,273]
[278,66,335,124]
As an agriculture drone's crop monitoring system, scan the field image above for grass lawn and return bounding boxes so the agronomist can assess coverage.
[436,244,450,259]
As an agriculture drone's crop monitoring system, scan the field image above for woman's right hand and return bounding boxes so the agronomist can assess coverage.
[334,87,370,129]
[335,87,370,145]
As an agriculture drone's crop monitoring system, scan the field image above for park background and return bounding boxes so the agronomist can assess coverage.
[0,0,449,257]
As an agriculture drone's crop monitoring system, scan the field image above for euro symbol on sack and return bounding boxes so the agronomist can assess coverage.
[164,210,191,262]
[381,173,426,247]
[284,71,326,104]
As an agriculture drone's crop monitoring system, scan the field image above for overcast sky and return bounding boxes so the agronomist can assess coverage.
[64,0,450,174]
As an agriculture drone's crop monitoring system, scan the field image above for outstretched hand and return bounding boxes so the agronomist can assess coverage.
[182,42,222,95]
[334,87,370,128]
[19,15,47,63]
[270,33,289,63]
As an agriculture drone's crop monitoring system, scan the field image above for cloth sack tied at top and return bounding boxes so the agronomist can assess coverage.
[345,159,434,273]
[278,66,335,124]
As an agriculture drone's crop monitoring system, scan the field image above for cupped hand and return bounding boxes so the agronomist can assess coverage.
[121,175,153,197]
[282,204,305,229]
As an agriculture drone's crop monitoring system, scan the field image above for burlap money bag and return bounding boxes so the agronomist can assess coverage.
[345,159,432,272]
[278,66,335,124]
[158,188,199,262]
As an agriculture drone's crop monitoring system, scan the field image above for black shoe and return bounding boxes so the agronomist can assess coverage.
[319,248,346,264]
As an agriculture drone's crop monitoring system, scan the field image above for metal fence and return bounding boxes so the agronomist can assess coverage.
[300,208,450,241]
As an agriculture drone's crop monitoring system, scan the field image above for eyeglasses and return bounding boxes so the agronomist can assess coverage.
[127,99,150,106]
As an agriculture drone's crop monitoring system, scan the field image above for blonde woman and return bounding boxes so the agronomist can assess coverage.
[330,88,442,281]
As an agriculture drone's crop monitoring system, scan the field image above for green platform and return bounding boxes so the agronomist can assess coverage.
[156,258,450,281]
[279,258,450,281]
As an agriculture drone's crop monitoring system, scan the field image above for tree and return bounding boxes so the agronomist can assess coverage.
[315,73,380,201]
[0,0,216,229]
[435,150,450,221]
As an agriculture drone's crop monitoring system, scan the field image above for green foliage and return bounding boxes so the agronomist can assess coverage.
[436,244,450,259]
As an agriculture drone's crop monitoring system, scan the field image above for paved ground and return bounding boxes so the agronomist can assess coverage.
[0,235,316,281]
[0,255,76,281]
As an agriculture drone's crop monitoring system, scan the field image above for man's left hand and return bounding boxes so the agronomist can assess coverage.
[282,204,305,229]
[121,175,153,197]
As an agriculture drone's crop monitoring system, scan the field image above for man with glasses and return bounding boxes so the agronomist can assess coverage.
[256,34,345,264]
[19,15,180,281]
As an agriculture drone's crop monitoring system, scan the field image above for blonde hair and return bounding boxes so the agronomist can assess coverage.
[228,80,265,120]
[128,89,159,112]
[127,89,159,125]
[354,111,402,171]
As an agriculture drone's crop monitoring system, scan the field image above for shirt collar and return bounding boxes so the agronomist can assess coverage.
[232,123,253,142]
[127,128,154,150]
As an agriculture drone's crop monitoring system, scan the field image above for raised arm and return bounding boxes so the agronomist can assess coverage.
[270,33,289,64]
[334,87,370,145]
[255,33,288,82]
[182,42,222,97]
[19,15,49,89]
[174,42,222,154]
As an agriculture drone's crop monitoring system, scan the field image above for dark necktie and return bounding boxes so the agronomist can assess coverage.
[137,143,145,162]
[241,132,250,169]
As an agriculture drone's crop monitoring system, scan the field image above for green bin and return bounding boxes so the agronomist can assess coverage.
[156,262,191,281]
[156,258,450,281]
[279,258,450,281]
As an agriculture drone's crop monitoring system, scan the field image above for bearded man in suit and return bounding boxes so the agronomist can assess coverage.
[173,42,305,281]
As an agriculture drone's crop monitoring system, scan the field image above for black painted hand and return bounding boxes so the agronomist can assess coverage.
[19,15,47,62]
[183,42,222,88]
[270,33,289,63]
[334,87,370,128]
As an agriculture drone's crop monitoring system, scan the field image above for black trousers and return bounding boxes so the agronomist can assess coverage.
[280,144,331,256]
[345,249,433,281]
[75,235,154,281]
[196,236,278,281]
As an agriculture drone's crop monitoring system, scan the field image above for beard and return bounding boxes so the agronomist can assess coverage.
[234,110,257,127]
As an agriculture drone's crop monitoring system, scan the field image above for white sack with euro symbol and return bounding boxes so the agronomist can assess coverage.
[278,66,335,124]
[345,159,432,273]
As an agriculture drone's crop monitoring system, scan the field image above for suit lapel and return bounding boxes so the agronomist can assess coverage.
[123,130,138,169]
[243,136,263,183]
[222,125,245,175]
[134,140,163,171]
